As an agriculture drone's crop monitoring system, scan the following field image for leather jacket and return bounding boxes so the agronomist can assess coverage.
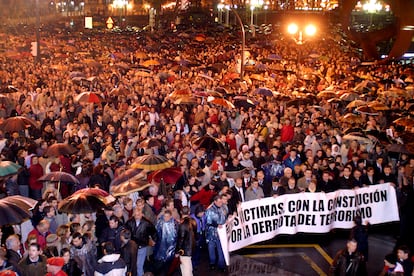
[176,216,196,256]
[330,249,367,276]
[125,217,157,248]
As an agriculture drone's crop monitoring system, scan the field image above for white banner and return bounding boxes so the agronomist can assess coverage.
[218,183,399,265]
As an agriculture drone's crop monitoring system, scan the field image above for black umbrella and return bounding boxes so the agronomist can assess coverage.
[192,135,226,153]
[386,144,414,155]
[38,171,80,185]
[58,193,107,214]
[0,195,37,226]
[286,98,312,107]
[233,96,255,109]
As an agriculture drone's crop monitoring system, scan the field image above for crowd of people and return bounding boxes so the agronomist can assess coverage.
[0,16,413,276]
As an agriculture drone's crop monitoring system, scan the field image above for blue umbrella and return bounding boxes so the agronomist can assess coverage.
[254,87,274,97]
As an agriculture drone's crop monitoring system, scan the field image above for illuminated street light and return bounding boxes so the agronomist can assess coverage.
[250,0,263,36]
[305,24,317,36]
[287,23,299,35]
[112,0,128,26]
[287,23,317,45]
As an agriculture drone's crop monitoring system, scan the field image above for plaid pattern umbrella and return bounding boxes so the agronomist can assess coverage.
[131,154,174,171]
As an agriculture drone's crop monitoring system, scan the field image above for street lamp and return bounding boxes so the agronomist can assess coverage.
[287,23,317,45]
[112,0,128,26]
[217,3,224,24]
[249,0,263,36]
[287,23,317,66]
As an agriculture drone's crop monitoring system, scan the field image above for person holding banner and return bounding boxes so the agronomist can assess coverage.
[205,194,227,273]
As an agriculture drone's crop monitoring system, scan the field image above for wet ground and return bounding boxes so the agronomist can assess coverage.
[195,223,398,276]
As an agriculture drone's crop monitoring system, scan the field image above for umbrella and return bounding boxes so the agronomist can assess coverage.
[386,144,414,155]
[135,51,148,59]
[0,161,21,177]
[0,116,38,133]
[340,92,360,101]
[171,65,190,73]
[355,106,379,115]
[0,195,37,226]
[342,134,372,144]
[233,96,255,109]
[110,178,151,197]
[368,102,390,111]
[249,74,265,81]
[148,167,183,184]
[340,113,365,124]
[173,96,198,105]
[168,89,192,99]
[0,85,19,93]
[379,89,409,99]
[142,59,160,67]
[139,138,165,149]
[45,143,78,157]
[393,117,414,127]
[58,193,107,214]
[286,98,312,107]
[74,92,105,103]
[72,187,109,197]
[38,171,80,185]
[316,90,337,99]
[254,87,274,97]
[346,100,367,109]
[131,154,174,171]
[207,97,235,109]
[110,168,144,187]
[192,135,226,153]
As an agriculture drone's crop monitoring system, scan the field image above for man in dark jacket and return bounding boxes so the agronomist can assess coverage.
[120,229,138,276]
[94,242,126,276]
[17,243,47,276]
[125,208,157,276]
[176,207,196,276]
[5,235,22,274]
[98,215,124,253]
[330,239,367,276]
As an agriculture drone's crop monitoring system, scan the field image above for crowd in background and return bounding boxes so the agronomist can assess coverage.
[0,20,413,276]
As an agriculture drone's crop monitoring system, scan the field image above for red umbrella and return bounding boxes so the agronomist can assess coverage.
[72,187,109,197]
[0,116,38,132]
[148,167,183,184]
[74,92,105,103]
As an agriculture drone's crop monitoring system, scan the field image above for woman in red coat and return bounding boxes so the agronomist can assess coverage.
[29,155,44,200]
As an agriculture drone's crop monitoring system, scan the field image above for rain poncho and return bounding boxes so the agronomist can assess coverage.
[153,216,177,262]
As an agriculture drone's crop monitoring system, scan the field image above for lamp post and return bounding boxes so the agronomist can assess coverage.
[249,0,263,37]
[217,3,224,24]
[287,23,317,65]
[113,0,128,26]
[362,0,383,29]
[230,8,245,80]
[35,0,40,64]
